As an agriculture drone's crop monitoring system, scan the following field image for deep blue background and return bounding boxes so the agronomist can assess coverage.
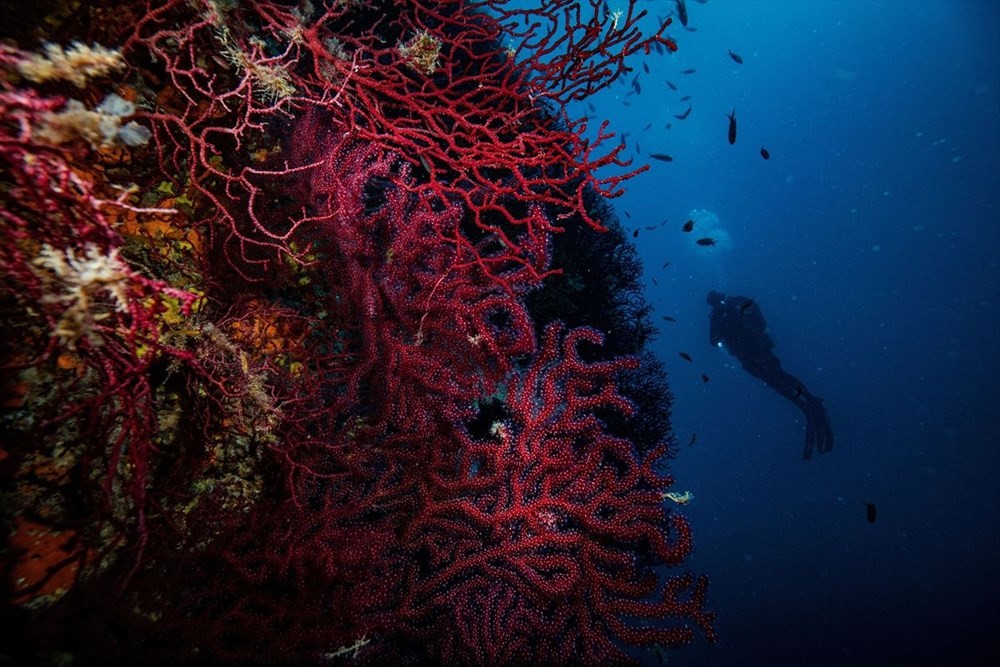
[562,1,999,664]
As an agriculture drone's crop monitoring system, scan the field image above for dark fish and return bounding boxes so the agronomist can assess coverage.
[864,501,877,524]
[624,210,631,218]
[652,277,658,286]
[643,61,650,74]
[726,107,737,145]
[675,0,688,27]
[727,49,744,64]
[661,261,671,268]
[738,299,755,313]
[666,80,678,91]
[679,95,691,102]
[635,141,641,153]
[674,106,692,120]
[644,225,657,230]
[701,374,710,383]
[622,101,632,107]
[679,352,693,362]
[760,146,770,160]
[696,237,716,246]
[662,316,677,322]
[643,122,653,131]
[659,219,670,227]
[687,433,697,447]
[682,219,694,232]
[633,229,639,238]
[587,102,596,113]
[632,75,641,94]
[665,122,673,130]
[680,68,696,74]
[653,40,665,55]
[684,26,698,32]
[794,385,804,399]
[650,153,673,162]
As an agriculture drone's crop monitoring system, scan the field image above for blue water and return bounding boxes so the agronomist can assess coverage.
[565,1,999,664]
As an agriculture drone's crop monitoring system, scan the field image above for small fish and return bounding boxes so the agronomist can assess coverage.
[661,261,671,269]
[675,0,688,27]
[679,352,693,362]
[643,61,650,74]
[682,219,694,232]
[622,101,632,107]
[674,106,692,120]
[644,225,657,230]
[687,433,697,447]
[738,299,755,313]
[726,107,737,145]
[864,501,877,523]
[643,122,653,131]
[587,102,596,113]
[665,122,672,130]
[760,146,770,160]
[727,49,744,64]
[665,80,678,91]
[632,75,641,94]
[680,68,697,75]
[794,385,804,399]
[661,316,677,322]
[650,153,673,162]
[419,154,433,174]
[624,210,632,219]
[701,374,710,383]
[696,237,716,246]
[652,277,658,286]
[679,95,692,102]
[633,229,639,238]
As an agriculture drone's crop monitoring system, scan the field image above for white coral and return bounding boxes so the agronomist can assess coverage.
[33,244,132,349]
[36,93,151,149]
[16,42,125,88]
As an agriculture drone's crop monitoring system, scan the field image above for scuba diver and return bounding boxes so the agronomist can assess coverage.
[706,291,833,459]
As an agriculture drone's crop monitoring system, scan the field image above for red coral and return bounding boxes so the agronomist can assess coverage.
[396,323,714,663]
[0,80,203,593]
[1,1,711,663]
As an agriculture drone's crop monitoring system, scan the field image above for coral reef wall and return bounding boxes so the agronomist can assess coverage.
[1,1,713,663]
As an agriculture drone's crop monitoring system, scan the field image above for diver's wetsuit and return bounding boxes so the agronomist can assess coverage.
[707,291,833,459]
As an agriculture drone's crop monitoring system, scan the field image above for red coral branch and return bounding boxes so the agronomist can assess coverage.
[398,323,714,663]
